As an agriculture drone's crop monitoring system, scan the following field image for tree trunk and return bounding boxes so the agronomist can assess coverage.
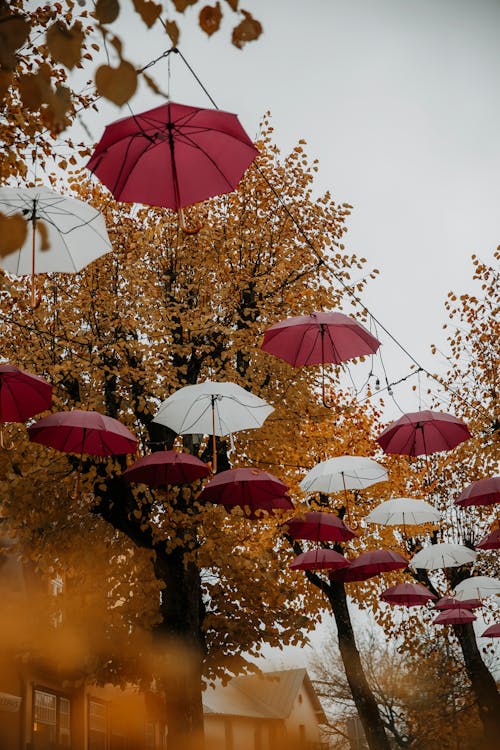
[326,580,391,750]
[454,621,500,749]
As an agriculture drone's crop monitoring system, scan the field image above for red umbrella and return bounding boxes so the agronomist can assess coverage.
[261,312,380,406]
[87,101,258,231]
[481,623,500,638]
[284,511,357,542]
[376,410,471,456]
[455,477,500,507]
[380,582,437,607]
[330,549,408,582]
[28,410,137,456]
[123,450,210,487]
[289,548,351,571]
[433,608,476,625]
[476,529,500,550]
[198,467,293,516]
[434,596,483,610]
[0,364,52,447]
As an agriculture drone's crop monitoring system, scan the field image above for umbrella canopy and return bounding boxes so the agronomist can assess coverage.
[481,623,500,638]
[123,450,209,487]
[28,410,137,456]
[365,497,441,526]
[380,582,437,607]
[409,543,476,570]
[300,455,388,495]
[476,529,500,550]
[376,410,471,456]
[289,548,351,572]
[433,608,476,626]
[329,549,408,582]
[0,364,52,423]
[198,467,292,516]
[453,576,500,601]
[87,101,258,211]
[284,511,357,542]
[261,311,381,367]
[455,477,500,507]
[434,597,483,611]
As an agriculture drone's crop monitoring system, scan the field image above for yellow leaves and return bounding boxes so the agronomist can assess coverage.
[0,212,27,258]
[94,0,120,24]
[199,3,222,37]
[0,8,29,70]
[46,21,84,70]
[132,0,162,28]
[231,11,262,49]
[95,60,137,106]
[165,19,180,47]
[173,0,198,11]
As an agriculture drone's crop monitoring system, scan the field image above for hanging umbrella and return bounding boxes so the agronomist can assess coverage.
[481,623,500,638]
[329,549,408,582]
[0,186,112,306]
[261,312,380,406]
[409,543,476,570]
[365,497,441,527]
[284,511,357,542]
[28,410,137,456]
[476,529,500,550]
[376,410,471,456]
[87,101,258,232]
[289,548,351,572]
[153,381,274,471]
[300,455,387,494]
[198,467,293,517]
[434,597,483,611]
[453,576,500,601]
[455,477,500,507]
[123,450,209,487]
[380,582,437,607]
[433,608,476,626]
[0,364,52,448]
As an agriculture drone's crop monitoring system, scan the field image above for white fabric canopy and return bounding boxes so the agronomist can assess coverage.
[300,455,387,494]
[366,497,441,526]
[410,543,476,570]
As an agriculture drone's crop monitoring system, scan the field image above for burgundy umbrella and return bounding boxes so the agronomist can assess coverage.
[87,101,258,232]
[434,596,483,611]
[284,511,357,542]
[289,548,351,572]
[123,450,209,487]
[476,529,500,550]
[261,312,380,406]
[376,410,471,456]
[380,582,437,607]
[0,364,52,447]
[433,608,476,626]
[481,623,500,638]
[329,549,408,582]
[455,477,500,507]
[28,410,137,456]
[198,467,293,516]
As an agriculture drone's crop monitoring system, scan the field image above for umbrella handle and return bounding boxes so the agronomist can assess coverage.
[321,365,334,408]
[178,207,202,235]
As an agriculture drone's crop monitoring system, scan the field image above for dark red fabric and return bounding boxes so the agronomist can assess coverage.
[377,410,471,456]
[87,101,258,210]
[475,529,500,550]
[329,549,408,582]
[285,511,357,542]
[433,608,476,625]
[289,548,351,571]
[198,467,292,514]
[434,597,483,610]
[123,450,209,486]
[482,623,500,637]
[28,410,137,456]
[380,582,437,607]
[0,364,52,423]
[455,476,500,507]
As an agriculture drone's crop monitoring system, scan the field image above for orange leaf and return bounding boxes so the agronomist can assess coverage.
[225,0,238,10]
[95,61,137,106]
[0,213,27,258]
[199,3,222,37]
[132,0,162,28]
[231,10,262,49]
[46,21,84,70]
[94,0,120,24]
[172,0,198,12]
[165,19,180,46]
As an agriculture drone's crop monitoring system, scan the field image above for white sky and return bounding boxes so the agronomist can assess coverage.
[65,0,500,420]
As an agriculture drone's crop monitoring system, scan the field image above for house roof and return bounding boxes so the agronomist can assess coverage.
[203,667,327,724]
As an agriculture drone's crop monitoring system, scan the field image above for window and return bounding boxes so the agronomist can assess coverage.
[33,689,71,749]
[89,699,108,750]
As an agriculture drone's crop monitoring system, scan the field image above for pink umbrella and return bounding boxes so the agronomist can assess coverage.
[284,511,357,542]
[28,410,137,456]
[377,410,471,456]
[123,450,210,487]
[0,364,52,448]
[380,582,437,607]
[289,548,351,572]
[455,477,500,507]
[434,596,483,611]
[261,312,380,407]
[481,623,500,638]
[198,467,293,516]
[433,608,476,625]
[476,529,500,550]
[329,549,408,582]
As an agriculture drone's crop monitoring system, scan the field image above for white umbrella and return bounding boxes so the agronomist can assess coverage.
[153,380,274,470]
[300,455,388,494]
[0,186,112,304]
[410,543,477,570]
[366,497,441,526]
[453,576,500,601]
